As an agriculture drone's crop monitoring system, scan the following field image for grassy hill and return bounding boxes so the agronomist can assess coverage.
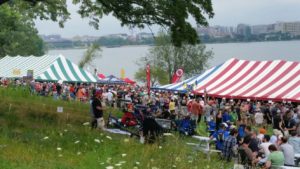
[0,87,233,169]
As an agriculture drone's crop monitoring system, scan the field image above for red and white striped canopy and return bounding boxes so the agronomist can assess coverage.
[194,58,300,102]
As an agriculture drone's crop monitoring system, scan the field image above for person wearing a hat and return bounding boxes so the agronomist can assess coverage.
[210,123,229,151]
[270,129,282,144]
[91,91,106,130]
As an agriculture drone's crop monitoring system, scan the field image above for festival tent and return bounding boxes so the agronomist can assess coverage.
[0,55,98,83]
[36,55,97,83]
[123,77,136,85]
[97,75,126,84]
[151,63,223,92]
[154,58,300,102]
[0,55,58,78]
[98,73,106,79]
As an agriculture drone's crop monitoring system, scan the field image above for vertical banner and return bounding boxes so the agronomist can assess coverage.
[120,68,125,79]
[171,68,184,83]
[146,64,151,96]
[204,88,208,103]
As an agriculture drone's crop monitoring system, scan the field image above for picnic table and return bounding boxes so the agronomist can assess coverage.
[191,135,210,150]
[280,166,299,169]
[187,135,221,160]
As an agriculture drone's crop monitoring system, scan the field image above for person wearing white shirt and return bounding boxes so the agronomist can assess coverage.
[258,135,272,165]
[106,91,114,106]
[288,131,300,154]
[279,136,295,166]
[254,108,264,126]
[125,93,132,102]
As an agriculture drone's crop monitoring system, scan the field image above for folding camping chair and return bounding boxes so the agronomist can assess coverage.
[155,118,172,132]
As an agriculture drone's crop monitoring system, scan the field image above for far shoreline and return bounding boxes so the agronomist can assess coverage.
[46,39,300,51]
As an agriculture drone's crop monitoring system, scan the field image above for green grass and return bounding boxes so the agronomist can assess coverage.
[0,87,233,169]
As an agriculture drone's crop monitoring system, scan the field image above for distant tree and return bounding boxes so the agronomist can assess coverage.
[79,44,101,68]
[136,31,213,84]
[1,0,214,47]
[134,65,169,86]
[0,4,45,57]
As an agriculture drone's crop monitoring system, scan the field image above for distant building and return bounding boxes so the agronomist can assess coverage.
[251,24,276,35]
[196,25,233,38]
[127,35,137,42]
[137,32,153,40]
[251,25,268,35]
[72,35,99,42]
[275,21,300,36]
[40,34,71,43]
[106,33,128,40]
[236,24,251,37]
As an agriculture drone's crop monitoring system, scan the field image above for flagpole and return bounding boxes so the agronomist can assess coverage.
[146,64,151,96]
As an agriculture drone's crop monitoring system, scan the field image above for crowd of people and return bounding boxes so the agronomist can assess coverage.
[88,82,300,168]
[91,85,300,168]
[1,78,300,168]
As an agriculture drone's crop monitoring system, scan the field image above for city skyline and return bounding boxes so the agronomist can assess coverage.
[40,20,300,40]
[35,0,300,38]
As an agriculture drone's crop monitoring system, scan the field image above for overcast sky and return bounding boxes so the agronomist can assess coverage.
[35,0,300,38]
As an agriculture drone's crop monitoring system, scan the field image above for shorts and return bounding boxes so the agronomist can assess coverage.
[96,117,106,130]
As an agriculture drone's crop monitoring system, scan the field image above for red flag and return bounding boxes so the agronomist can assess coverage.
[171,68,184,83]
[146,64,151,95]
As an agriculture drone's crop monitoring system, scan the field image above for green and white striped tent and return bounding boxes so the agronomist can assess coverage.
[0,55,97,83]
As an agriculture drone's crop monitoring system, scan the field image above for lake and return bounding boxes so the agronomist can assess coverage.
[48,40,300,80]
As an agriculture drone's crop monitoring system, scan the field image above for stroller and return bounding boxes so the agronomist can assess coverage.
[107,112,140,138]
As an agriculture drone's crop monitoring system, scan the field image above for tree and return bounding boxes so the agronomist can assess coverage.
[1,0,214,46]
[134,65,169,86]
[79,43,101,68]
[0,4,45,57]
[135,31,213,84]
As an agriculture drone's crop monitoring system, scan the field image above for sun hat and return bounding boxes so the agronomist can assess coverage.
[222,122,228,128]
[273,129,282,136]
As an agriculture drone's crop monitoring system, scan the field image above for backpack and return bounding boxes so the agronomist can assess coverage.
[217,130,225,142]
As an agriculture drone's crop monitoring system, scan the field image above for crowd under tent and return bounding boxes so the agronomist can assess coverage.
[153,58,300,102]
[97,75,126,85]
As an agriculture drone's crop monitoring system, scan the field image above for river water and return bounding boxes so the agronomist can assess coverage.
[48,40,300,79]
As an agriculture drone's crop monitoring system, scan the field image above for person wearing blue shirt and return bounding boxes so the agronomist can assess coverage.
[207,118,216,136]
[210,123,230,151]
[222,110,231,123]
